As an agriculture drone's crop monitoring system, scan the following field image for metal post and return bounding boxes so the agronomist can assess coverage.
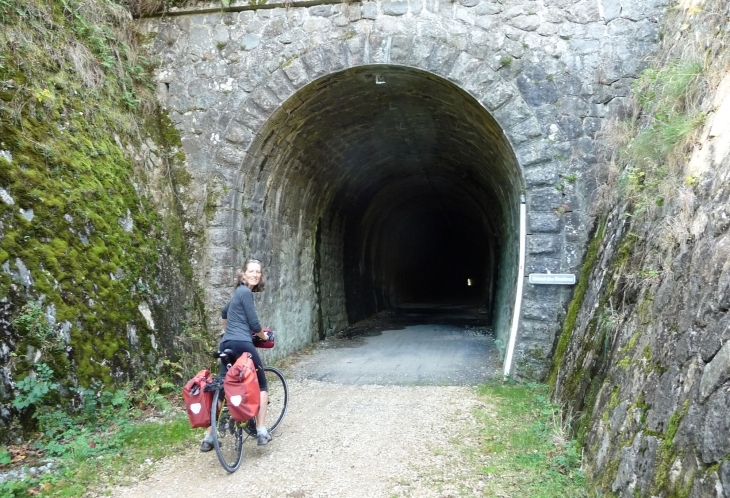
[503,196,526,379]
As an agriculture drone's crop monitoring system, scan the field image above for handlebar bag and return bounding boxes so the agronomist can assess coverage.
[183,369,213,428]
[252,328,276,349]
[224,353,261,422]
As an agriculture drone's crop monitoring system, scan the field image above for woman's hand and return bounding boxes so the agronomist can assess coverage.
[255,328,274,341]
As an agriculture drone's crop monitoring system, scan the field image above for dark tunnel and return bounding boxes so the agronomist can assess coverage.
[240,65,523,331]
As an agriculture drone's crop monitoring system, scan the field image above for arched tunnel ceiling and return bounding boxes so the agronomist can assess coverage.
[243,65,523,317]
[250,65,522,228]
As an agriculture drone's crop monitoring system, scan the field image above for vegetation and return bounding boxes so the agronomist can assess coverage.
[548,2,730,496]
[0,394,197,497]
[614,61,706,220]
[126,0,237,17]
[546,217,606,389]
[0,0,207,442]
[475,382,587,497]
[400,381,585,496]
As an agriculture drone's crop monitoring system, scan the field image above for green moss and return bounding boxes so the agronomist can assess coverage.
[608,385,620,410]
[668,471,696,498]
[575,374,606,446]
[600,385,622,424]
[632,392,650,424]
[652,400,690,495]
[638,292,654,324]
[157,112,183,149]
[173,166,192,188]
[0,0,192,425]
[613,232,638,274]
[599,456,621,491]
[204,186,222,222]
[547,217,607,388]
[622,331,640,353]
[643,345,652,362]
[618,356,632,369]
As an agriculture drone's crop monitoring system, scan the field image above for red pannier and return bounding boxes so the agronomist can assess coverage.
[183,369,213,428]
[224,353,261,422]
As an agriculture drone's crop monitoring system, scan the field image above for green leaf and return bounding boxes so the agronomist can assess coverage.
[0,448,11,465]
[111,390,128,407]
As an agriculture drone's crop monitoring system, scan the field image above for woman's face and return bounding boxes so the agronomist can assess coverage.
[243,262,262,289]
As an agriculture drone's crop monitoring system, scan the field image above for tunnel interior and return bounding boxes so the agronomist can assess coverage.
[239,65,523,334]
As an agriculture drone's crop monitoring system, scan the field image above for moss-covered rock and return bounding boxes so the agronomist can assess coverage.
[549,1,730,495]
[0,0,208,440]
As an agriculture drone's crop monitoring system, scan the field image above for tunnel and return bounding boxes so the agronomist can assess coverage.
[236,65,524,341]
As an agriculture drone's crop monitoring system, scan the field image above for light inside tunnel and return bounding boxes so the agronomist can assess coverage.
[237,65,524,336]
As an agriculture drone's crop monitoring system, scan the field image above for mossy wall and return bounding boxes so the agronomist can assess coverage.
[0,0,206,439]
[549,1,730,496]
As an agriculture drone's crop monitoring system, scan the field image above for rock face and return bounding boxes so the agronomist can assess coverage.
[0,1,204,439]
[551,2,730,495]
[139,0,666,375]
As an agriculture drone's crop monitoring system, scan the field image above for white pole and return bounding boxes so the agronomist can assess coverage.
[503,196,526,379]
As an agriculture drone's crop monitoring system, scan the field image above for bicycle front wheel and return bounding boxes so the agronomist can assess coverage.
[263,366,288,433]
[211,388,243,472]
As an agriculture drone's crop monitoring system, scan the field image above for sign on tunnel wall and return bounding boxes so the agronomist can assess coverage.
[140,0,666,379]
[529,273,576,285]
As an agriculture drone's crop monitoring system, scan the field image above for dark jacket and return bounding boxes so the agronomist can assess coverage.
[220,285,261,343]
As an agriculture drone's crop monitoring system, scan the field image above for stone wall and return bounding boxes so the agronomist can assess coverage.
[139,0,667,375]
[550,1,730,495]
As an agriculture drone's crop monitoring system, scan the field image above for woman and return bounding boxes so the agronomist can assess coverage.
[200,259,272,451]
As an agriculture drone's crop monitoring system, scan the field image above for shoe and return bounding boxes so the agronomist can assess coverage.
[257,432,272,446]
[200,439,214,452]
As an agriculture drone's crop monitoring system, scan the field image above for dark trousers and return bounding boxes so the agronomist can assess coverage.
[219,340,268,391]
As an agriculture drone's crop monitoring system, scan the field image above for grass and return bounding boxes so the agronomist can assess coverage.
[0,409,199,497]
[415,381,588,497]
[615,60,706,220]
[474,382,587,497]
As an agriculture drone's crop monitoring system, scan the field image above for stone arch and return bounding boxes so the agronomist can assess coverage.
[208,22,561,360]
[230,61,531,358]
[144,0,666,375]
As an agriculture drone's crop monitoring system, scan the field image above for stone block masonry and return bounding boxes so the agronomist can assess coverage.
[139,0,667,377]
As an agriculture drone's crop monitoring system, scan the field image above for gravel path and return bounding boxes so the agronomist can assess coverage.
[104,319,500,497]
[105,378,493,498]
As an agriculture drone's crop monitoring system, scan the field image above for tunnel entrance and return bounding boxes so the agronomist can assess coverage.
[240,65,523,338]
[349,193,495,308]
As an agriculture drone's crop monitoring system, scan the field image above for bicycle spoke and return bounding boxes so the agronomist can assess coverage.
[211,388,243,472]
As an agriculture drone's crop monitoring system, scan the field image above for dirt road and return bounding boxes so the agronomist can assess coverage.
[106,321,499,497]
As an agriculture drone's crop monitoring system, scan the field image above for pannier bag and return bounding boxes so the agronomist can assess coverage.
[224,353,261,422]
[183,369,213,428]
[252,328,276,349]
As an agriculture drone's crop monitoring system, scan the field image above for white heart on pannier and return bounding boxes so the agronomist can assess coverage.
[230,395,242,406]
[190,403,201,414]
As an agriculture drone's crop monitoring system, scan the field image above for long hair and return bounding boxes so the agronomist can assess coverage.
[234,259,265,292]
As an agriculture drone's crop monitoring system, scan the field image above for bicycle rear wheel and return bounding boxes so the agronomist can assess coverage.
[263,366,288,433]
[211,388,243,472]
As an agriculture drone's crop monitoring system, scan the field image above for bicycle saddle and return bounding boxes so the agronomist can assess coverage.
[213,348,236,360]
